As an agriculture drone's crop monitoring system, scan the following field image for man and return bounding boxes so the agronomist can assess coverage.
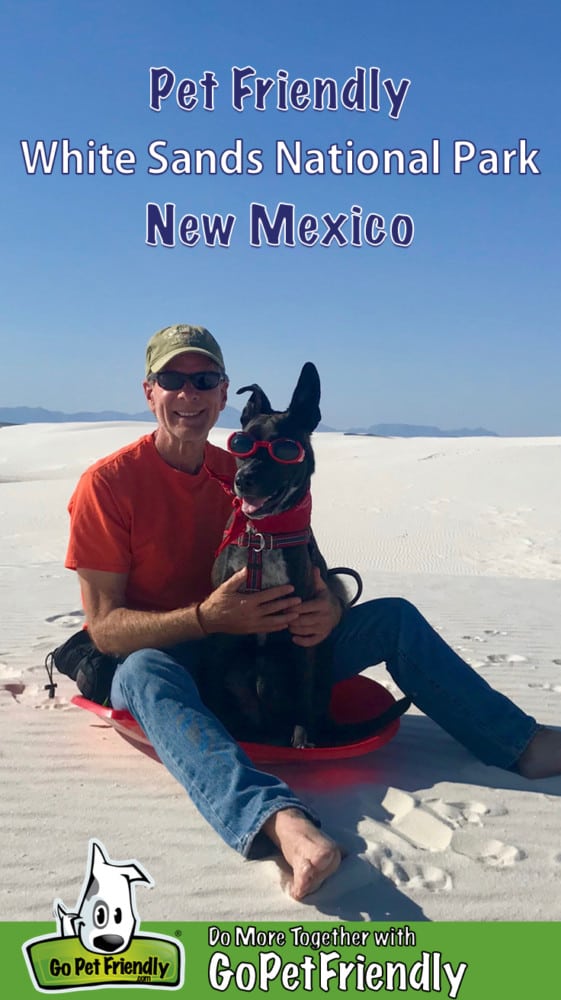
[66,324,561,901]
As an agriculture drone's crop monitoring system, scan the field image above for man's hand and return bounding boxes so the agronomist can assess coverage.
[198,569,302,635]
[289,568,343,647]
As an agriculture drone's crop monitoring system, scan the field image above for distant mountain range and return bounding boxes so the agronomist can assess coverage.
[0,407,498,437]
[0,404,240,428]
[345,423,498,438]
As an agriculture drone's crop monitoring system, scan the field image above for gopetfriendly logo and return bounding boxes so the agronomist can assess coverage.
[23,839,184,992]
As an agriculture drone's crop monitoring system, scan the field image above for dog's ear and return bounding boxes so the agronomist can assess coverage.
[287,362,321,432]
[237,384,273,427]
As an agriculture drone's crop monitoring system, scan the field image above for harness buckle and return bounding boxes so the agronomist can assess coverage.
[245,524,271,552]
[253,532,266,552]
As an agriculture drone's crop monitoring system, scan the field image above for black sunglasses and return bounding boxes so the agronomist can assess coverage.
[149,370,227,391]
[227,431,305,464]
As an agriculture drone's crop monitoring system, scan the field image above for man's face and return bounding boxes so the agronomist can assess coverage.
[143,352,228,447]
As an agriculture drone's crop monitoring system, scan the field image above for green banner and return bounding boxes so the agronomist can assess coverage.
[2,920,558,998]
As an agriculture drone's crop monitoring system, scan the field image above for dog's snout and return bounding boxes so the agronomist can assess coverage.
[93,934,126,952]
[235,465,257,490]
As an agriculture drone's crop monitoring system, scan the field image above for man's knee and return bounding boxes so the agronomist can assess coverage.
[346,595,424,653]
[394,596,421,620]
[113,647,200,700]
[112,647,188,703]
[111,649,152,705]
[374,596,422,628]
[371,597,425,660]
[115,649,151,684]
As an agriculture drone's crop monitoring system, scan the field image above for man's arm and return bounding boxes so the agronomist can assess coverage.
[78,568,207,655]
[78,568,303,657]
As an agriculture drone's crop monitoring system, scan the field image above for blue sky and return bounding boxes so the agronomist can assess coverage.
[3,0,560,434]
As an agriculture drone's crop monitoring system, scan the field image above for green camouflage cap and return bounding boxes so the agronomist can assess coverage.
[145,324,225,376]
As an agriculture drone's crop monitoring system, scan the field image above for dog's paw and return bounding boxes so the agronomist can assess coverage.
[291,725,315,749]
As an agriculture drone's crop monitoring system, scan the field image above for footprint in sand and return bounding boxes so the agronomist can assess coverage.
[527,682,561,694]
[398,864,453,893]
[552,659,561,666]
[422,799,500,828]
[368,844,452,893]
[46,611,84,628]
[35,696,73,710]
[451,831,526,868]
[485,653,527,665]
[0,682,25,701]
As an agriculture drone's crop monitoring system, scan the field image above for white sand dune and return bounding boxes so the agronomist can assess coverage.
[2,422,561,922]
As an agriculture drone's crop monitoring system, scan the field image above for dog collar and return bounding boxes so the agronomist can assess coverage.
[216,490,312,554]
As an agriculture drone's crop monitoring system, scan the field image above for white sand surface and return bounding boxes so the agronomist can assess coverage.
[2,422,561,922]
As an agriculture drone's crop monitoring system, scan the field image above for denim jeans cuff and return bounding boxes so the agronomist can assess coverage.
[243,803,322,860]
[506,721,542,773]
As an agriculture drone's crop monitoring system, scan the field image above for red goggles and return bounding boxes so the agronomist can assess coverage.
[227,431,305,464]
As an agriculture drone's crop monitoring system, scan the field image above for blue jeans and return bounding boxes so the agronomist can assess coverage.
[110,598,538,857]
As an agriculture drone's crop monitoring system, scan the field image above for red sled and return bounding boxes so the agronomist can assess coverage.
[72,675,403,764]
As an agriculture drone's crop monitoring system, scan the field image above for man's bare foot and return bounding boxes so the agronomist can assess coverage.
[517,728,561,779]
[263,808,342,900]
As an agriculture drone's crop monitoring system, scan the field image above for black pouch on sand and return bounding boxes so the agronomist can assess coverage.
[45,629,118,705]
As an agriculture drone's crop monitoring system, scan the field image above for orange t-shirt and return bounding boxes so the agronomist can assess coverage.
[65,434,236,612]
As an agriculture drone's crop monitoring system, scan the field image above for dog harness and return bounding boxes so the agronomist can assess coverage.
[204,463,312,592]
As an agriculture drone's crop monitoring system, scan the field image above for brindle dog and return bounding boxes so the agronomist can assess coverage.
[200,362,409,747]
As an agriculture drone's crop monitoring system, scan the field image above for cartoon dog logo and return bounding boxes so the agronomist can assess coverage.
[54,839,153,955]
[24,839,184,992]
